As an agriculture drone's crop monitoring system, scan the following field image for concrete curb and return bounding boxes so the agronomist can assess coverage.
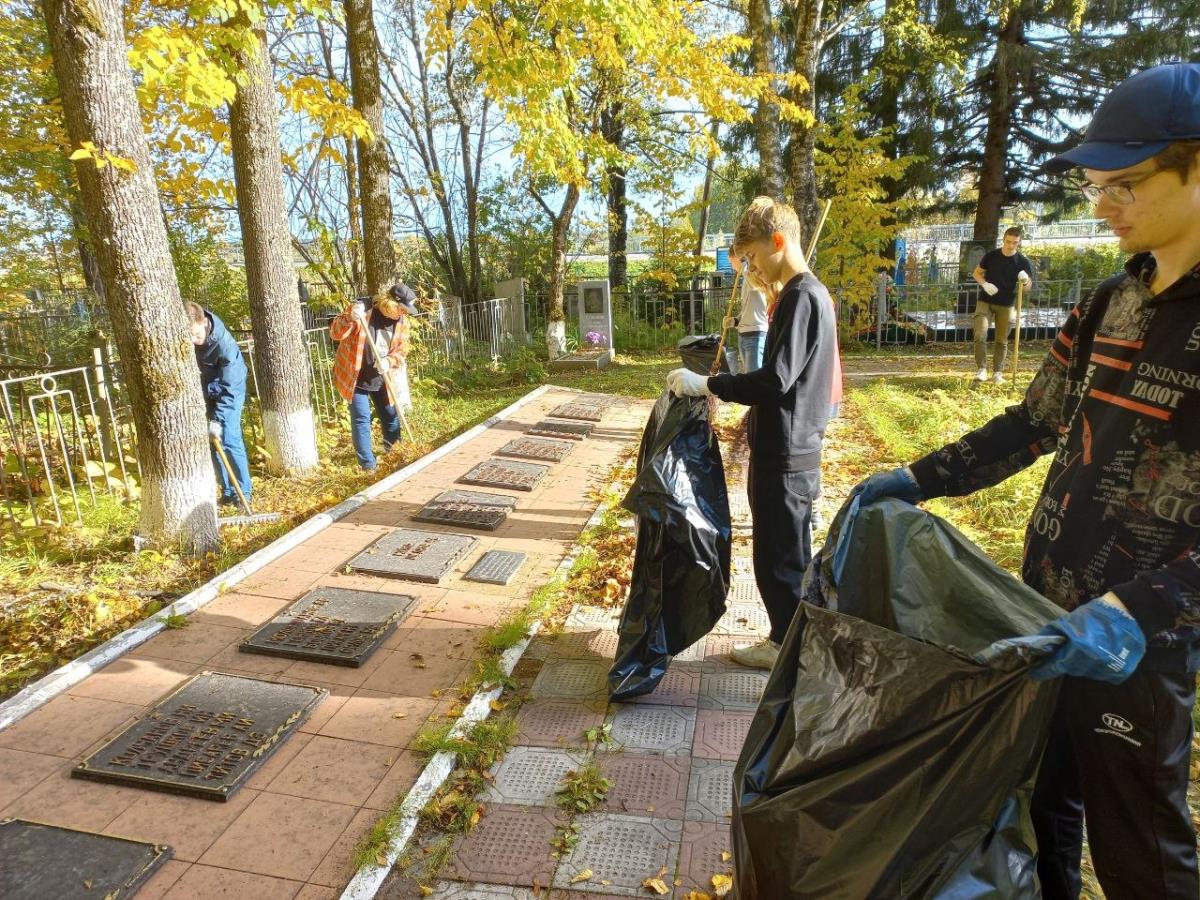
[339,469,627,900]
[0,384,559,733]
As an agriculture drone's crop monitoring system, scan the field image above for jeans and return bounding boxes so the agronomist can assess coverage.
[739,331,767,374]
[350,387,400,471]
[748,462,819,644]
[209,397,251,502]
[973,300,1013,372]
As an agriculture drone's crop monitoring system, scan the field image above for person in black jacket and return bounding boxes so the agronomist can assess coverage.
[186,302,251,504]
[853,64,1200,898]
[667,196,836,669]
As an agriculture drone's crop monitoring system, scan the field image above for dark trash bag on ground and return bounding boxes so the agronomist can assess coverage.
[608,392,731,700]
[733,498,1063,899]
[677,334,733,375]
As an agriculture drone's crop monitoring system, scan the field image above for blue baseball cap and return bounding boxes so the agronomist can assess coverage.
[1043,63,1200,174]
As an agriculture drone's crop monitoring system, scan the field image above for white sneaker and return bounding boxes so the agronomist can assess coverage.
[730,639,780,670]
[975,368,988,382]
[992,372,1005,385]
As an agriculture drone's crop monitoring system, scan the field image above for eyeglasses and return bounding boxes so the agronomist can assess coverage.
[1073,169,1162,206]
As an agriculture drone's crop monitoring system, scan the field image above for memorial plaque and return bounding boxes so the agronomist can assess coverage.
[73,672,325,801]
[239,586,416,666]
[549,402,604,422]
[348,528,478,583]
[0,819,172,900]
[496,436,574,463]
[413,489,516,531]
[527,419,593,440]
[464,550,526,585]
[458,459,548,492]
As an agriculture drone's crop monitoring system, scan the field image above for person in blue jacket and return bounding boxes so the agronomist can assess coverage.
[186,302,251,505]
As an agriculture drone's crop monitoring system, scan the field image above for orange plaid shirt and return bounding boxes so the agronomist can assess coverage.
[330,306,410,402]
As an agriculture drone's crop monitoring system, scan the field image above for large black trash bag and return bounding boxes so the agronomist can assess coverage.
[733,498,1063,899]
[608,392,731,700]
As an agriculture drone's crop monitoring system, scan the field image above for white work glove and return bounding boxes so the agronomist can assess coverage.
[377,357,392,375]
[351,300,369,320]
[208,420,223,441]
[981,282,999,297]
[666,367,712,398]
[1017,271,1032,286]
[722,316,737,330]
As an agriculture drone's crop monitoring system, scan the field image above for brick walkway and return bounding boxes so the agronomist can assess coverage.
[381,437,766,900]
[0,387,647,900]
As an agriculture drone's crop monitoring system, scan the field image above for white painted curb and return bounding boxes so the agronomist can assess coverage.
[0,384,560,733]
[339,468,627,900]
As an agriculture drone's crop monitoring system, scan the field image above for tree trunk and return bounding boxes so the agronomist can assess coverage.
[346,0,396,296]
[748,0,785,198]
[974,7,1024,242]
[546,183,581,358]
[41,0,218,552]
[228,9,319,475]
[695,121,720,262]
[601,103,628,291]
[345,139,364,294]
[784,0,822,240]
[69,202,104,299]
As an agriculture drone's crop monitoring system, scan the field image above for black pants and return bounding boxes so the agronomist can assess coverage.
[748,463,818,644]
[1031,666,1198,899]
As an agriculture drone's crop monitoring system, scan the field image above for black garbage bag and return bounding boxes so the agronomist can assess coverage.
[677,333,733,375]
[733,498,1063,899]
[608,392,731,700]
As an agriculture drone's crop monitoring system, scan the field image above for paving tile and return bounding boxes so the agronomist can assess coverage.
[130,859,191,900]
[309,806,380,888]
[0,747,64,808]
[364,750,425,810]
[625,668,700,708]
[674,821,734,899]
[160,864,304,899]
[360,649,469,698]
[533,629,619,661]
[684,759,735,822]
[425,883,537,899]
[383,617,485,660]
[265,735,395,806]
[550,814,682,896]
[0,769,141,832]
[726,579,761,604]
[105,787,260,861]
[192,592,292,629]
[319,690,439,748]
[515,700,606,750]
[127,622,249,664]
[693,635,759,668]
[598,753,689,818]
[294,885,341,900]
[692,710,755,762]
[282,643,394,688]
[270,544,358,575]
[296,685,355,735]
[67,656,196,706]
[245,731,314,790]
[529,660,609,701]
[0,694,142,758]
[563,605,621,632]
[239,565,322,600]
[481,746,586,807]
[419,590,517,628]
[603,705,696,756]
[710,603,771,637]
[206,639,298,677]
[697,670,768,712]
[199,792,357,881]
[446,803,560,887]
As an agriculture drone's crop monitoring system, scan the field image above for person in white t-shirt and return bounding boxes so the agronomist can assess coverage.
[726,254,770,374]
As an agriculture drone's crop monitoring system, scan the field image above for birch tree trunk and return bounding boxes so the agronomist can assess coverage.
[229,9,319,474]
[41,0,219,552]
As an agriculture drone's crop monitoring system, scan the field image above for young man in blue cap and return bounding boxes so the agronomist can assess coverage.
[854,63,1200,897]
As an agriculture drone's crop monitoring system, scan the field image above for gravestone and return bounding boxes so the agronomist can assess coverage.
[458,459,548,492]
[575,279,614,362]
[0,819,172,900]
[348,528,478,583]
[527,419,593,441]
[413,489,516,531]
[239,586,416,666]
[464,550,527,586]
[496,436,574,463]
[73,672,325,800]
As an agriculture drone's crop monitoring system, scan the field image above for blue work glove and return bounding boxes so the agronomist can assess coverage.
[850,466,923,506]
[1029,594,1146,684]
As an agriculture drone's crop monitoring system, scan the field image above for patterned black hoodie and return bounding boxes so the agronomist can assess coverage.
[910,253,1200,670]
